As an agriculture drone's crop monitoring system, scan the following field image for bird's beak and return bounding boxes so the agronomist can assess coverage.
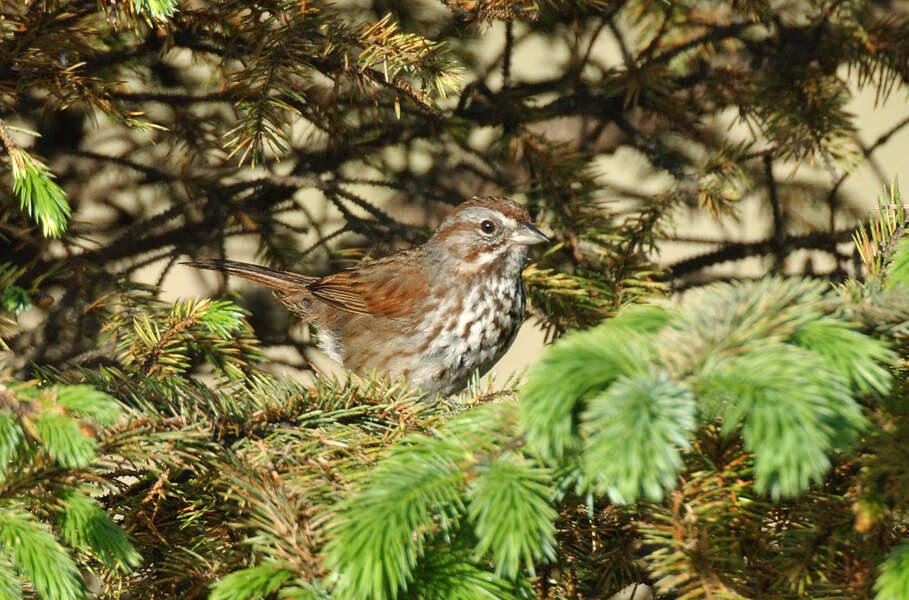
[510,222,549,246]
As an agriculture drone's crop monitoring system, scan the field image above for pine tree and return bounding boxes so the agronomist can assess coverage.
[2,1,909,599]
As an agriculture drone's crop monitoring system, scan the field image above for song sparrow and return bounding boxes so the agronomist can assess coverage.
[184,197,547,396]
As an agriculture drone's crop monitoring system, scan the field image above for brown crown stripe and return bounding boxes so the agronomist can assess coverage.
[460,196,530,223]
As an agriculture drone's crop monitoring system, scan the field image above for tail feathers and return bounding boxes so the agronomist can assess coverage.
[182,259,317,291]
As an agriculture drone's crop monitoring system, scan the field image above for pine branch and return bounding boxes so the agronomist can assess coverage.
[467,452,557,577]
[874,539,909,600]
[0,509,85,600]
[522,276,893,501]
[58,490,142,572]
[582,370,695,503]
[0,120,70,238]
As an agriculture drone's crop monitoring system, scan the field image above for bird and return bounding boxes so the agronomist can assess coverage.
[183,196,548,396]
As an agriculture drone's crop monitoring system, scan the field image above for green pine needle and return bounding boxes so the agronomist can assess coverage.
[0,562,22,600]
[10,150,70,239]
[58,491,141,572]
[407,535,531,600]
[31,412,98,469]
[875,542,909,600]
[325,436,468,600]
[0,411,23,481]
[0,508,85,600]
[131,0,178,20]
[0,286,30,315]
[357,14,463,103]
[54,386,121,426]
[581,371,696,504]
[209,563,294,600]
[695,344,865,498]
[794,319,894,396]
[520,305,670,464]
[6,385,117,471]
[522,277,889,502]
[117,297,257,378]
[198,299,246,339]
[886,237,909,290]
[467,453,557,577]
[274,580,330,600]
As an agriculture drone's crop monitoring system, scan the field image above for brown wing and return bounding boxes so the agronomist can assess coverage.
[308,254,429,318]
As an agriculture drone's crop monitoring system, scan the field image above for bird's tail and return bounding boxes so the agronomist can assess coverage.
[182,259,317,291]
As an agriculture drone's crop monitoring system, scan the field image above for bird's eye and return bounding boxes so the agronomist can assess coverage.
[480,219,496,234]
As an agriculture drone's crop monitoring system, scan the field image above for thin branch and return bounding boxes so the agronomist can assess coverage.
[108,90,237,105]
[44,146,179,181]
[664,229,857,280]
[140,316,201,375]
[581,18,610,73]
[0,118,17,157]
[607,18,632,66]
[650,23,754,65]
[502,19,514,88]
[764,154,785,273]
[823,114,909,215]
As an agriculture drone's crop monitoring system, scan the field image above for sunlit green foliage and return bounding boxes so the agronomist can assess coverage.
[876,543,909,600]
[0,383,137,600]
[9,150,69,238]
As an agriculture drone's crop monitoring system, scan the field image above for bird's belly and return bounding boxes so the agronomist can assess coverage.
[332,278,526,397]
[409,282,525,395]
